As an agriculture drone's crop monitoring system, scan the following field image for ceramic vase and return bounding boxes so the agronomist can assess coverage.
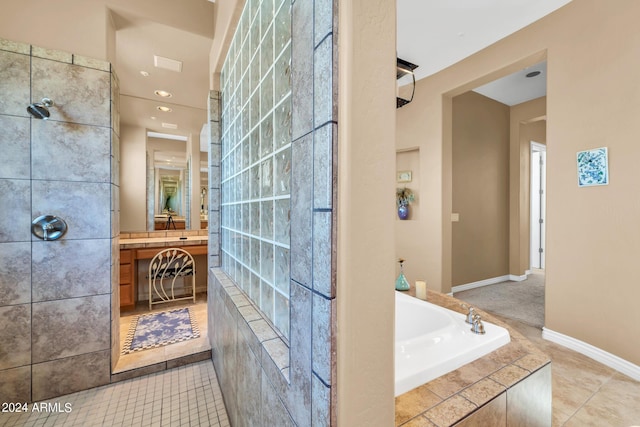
[396,268,410,291]
[398,204,409,220]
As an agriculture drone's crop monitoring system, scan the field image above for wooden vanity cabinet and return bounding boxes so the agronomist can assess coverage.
[119,249,135,311]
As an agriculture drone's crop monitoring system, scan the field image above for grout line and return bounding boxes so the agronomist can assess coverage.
[560,371,616,426]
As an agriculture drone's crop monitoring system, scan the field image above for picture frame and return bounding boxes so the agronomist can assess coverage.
[397,170,412,183]
[577,147,609,187]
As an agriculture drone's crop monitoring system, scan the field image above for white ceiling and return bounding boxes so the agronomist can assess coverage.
[112,7,214,137]
[397,0,572,105]
[397,0,571,81]
[474,60,547,106]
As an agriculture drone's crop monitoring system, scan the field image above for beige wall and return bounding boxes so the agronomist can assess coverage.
[0,0,215,61]
[338,0,396,424]
[119,125,147,232]
[397,0,640,365]
[452,91,510,286]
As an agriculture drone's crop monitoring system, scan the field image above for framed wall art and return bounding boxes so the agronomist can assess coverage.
[397,170,412,183]
[577,147,609,187]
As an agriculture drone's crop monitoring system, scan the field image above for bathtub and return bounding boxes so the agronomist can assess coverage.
[395,291,510,396]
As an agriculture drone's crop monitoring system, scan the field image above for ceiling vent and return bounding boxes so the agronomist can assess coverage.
[162,122,178,129]
[154,55,183,73]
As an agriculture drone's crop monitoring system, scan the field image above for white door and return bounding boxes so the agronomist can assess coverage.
[530,142,546,269]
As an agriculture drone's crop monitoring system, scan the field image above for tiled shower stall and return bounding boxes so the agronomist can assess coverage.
[0,39,119,402]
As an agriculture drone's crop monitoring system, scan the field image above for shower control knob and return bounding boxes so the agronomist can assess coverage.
[32,215,68,241]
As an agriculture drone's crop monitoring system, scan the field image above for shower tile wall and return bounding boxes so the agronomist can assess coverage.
[209,0,337,425]
[0,38,118,402]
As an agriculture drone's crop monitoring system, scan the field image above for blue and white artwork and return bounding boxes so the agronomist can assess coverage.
[577,147,609,187]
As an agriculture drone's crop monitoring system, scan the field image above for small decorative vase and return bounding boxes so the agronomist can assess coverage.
[396,260,410,291]
[396,272,410,291]
[398,203,409,220]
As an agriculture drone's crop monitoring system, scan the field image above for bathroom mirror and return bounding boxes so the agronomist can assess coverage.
[120,131,209,232]
[200,186,208,215]
[120,132,209,232]
[150,150,187,230]
[159,175,181,214]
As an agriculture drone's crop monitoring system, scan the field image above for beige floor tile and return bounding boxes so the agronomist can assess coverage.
[492,311,639,427]
[552,405,575,427]
[564,372,640,427]
[551,373,595,421]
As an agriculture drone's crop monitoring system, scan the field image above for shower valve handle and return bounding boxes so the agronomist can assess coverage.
[32,215,68,241]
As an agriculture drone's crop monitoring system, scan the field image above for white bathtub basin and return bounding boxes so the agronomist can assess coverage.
[395,291,510,396]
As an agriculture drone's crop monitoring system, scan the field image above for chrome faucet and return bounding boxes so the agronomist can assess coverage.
[465,306,475,324]
[470,314,486,335]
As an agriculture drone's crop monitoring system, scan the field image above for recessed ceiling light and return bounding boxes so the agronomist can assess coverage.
[140,71,150,77]
[150,116,157,120]
[526,71,541,78]
[154,90,172,98]
[157,106,172,112]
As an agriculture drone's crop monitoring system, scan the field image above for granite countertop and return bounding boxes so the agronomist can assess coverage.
[395,289,551,426]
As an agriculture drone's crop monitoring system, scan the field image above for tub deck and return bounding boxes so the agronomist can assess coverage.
[395,292,511,396]
[395,289,551,426]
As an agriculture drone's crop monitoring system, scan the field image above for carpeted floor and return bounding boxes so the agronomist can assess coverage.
[454,271,545,328]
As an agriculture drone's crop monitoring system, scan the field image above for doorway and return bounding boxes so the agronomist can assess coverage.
[530,141,546,270]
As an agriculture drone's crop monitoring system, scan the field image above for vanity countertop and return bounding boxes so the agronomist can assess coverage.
[395,289,551,426]
[119,231,208,249]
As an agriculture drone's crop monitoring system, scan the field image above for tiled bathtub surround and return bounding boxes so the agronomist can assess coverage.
[394,290,552,426]
[210,0,337,425]
[0,38,119,402]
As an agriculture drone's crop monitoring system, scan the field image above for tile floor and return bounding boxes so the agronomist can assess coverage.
[115,295,210,374]
[2,295,638,426]
[495,314,640,427]
[0,361,229,427]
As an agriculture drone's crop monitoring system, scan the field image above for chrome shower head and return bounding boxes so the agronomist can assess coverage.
[27,98,54,120]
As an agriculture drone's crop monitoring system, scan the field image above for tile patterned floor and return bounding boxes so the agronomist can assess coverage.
[2,294,638,426]
[495,314,640,427]
[0,361,229,427]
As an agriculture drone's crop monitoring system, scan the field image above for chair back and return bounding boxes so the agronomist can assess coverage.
[148,248,195,309]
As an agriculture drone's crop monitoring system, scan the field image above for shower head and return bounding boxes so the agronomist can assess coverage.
[27,98,54,120]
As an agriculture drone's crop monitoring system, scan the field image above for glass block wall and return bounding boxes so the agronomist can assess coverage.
[220,0,292,339]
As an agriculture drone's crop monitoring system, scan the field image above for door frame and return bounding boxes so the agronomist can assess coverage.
[530,141,546,270]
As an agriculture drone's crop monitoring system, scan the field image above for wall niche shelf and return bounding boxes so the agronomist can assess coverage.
[396,148,420,221]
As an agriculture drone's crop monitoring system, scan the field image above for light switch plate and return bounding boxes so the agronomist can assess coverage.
[451,213,460,222]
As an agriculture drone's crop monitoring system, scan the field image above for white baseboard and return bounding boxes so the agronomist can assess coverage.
[542,328,640,381]
[452,275,509,292]
[452,272,530,293]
